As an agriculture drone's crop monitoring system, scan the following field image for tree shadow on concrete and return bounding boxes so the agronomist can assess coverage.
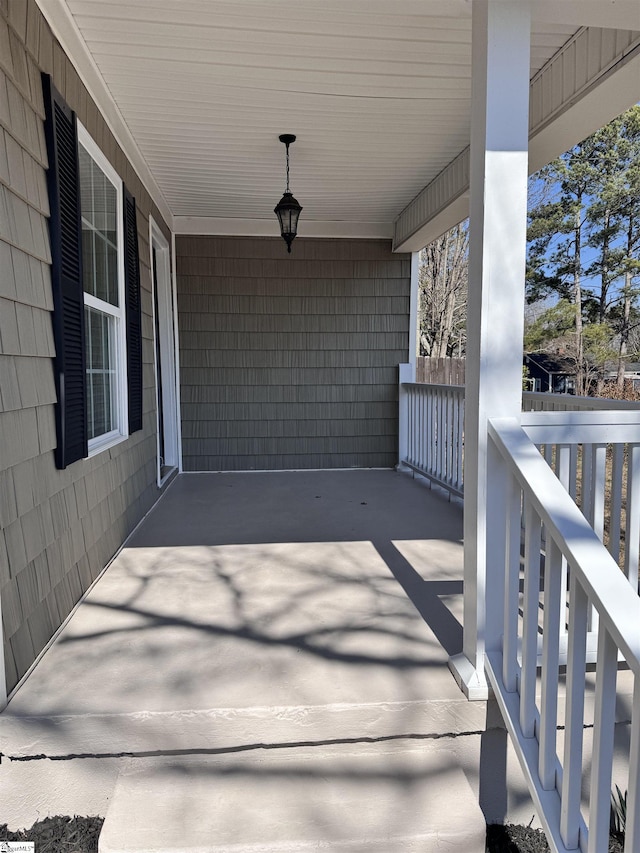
[0,470,479,841]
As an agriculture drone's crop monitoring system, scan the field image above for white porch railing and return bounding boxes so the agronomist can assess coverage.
[521,410,640,598]
[486,415,640,853]
[400,383,640,578]
[399,379,640,850]
[399,382,464,497]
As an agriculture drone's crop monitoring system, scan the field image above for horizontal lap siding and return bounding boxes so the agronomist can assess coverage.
[176,236,410,471]
[0,0,169,693]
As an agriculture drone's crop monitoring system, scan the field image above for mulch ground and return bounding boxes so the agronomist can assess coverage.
[486,823,625,853]
[0,817,626,852]
[0,816,103,853]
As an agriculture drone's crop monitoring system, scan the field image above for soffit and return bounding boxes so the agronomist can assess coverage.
[55,0,578,234]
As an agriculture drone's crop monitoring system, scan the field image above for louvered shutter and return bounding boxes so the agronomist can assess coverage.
[42,74,87,469]
[124,188,143,434]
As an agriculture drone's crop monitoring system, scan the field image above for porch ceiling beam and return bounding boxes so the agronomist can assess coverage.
[173,217,393,240]
[394,26,640,252]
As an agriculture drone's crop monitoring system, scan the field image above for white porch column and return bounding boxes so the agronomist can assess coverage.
[449,0,530,699]
[409,251,420,371]
[397,252,419,470]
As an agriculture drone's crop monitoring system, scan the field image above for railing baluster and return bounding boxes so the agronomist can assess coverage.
[592,443,607,543]
[442,389,448,484]
[626,678,640,853]
[569,444,578,502]
[626,444,640,587]
[416,388,421,466]
[420,387,426,471]
[588,444,607,636]
[447,389,453,486]
[520,497,541,738]
[561,576,588,851]
[539,536,562,790]
[407,387,413,465]
[425,394,436,472]
[588,624,618,853]
[582,443,594,524]
[436,390,443,482]
[452,390,459,489]
[411,393,420,465]
[458,396,464,491]
[556,444,571,637]
[609,443,624,566]
[503,474,522,693]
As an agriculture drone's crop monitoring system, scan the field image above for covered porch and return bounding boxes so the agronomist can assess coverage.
[1,0,639,849]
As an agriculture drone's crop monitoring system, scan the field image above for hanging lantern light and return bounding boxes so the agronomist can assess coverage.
[274,134,302,253]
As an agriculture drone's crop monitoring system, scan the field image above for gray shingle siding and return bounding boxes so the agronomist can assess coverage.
[0,0,170,694]
[177,235,410,472]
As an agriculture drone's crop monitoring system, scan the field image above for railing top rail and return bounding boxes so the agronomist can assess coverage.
[401,381,465,392]
[522,409,640,444]
[522,410,640,424]
[489,416,640,674]
[523,391,640,411]
[405,385,640,410]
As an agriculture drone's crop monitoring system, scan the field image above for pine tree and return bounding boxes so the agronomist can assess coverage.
[526,105,640,395]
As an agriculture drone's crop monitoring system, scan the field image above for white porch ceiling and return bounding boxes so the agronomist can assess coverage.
[38,1,639,241]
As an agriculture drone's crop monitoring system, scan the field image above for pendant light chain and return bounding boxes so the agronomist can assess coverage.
[285,142,290,192]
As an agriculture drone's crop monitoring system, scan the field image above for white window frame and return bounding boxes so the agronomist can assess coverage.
[77,122,129,456]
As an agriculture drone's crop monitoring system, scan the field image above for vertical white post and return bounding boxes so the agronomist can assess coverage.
[409,251,420,371]
[398,255,419,471]
[171,232,183,473]
[398,363,413,470]
[449,0,531,699]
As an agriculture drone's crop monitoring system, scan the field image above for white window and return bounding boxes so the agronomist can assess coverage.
[77,124,128,454]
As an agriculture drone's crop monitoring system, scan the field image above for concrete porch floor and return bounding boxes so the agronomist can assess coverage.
[0,469,531,839]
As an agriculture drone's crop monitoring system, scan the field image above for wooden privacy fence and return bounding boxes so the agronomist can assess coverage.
[416,357,465,385]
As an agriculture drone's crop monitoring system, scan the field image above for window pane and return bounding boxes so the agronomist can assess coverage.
[80,143,119,306]
[85,306,117,440]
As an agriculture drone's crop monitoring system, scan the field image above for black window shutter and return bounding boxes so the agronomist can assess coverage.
[124,188,143,434]
[42,73,87,469]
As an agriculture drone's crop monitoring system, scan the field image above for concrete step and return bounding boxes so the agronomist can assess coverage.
[0,697,487,760]
[98,743,486,853]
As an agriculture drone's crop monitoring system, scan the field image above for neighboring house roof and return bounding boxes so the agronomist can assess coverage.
[524,352,576,376]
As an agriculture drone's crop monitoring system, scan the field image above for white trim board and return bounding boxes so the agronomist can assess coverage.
[170,232,183,474]
[150,217,180,487]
